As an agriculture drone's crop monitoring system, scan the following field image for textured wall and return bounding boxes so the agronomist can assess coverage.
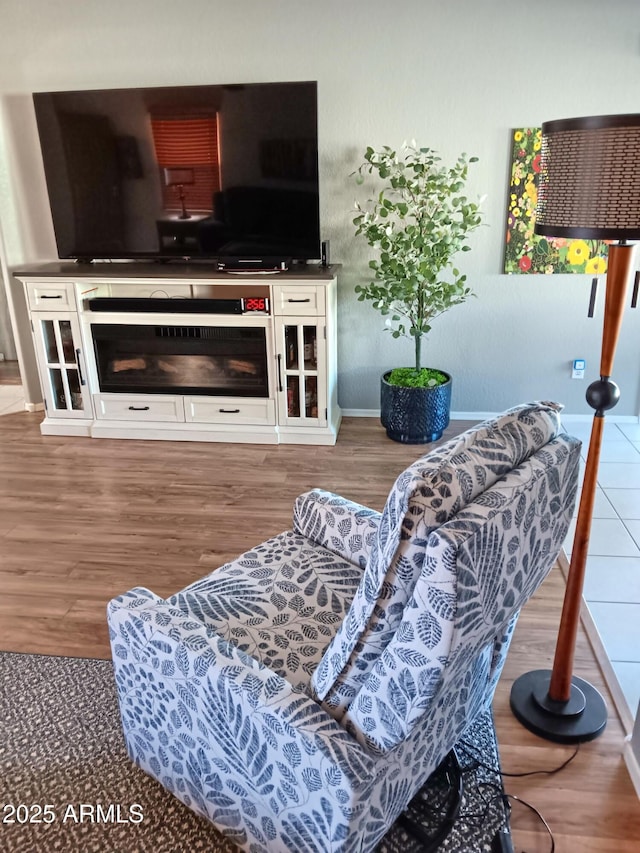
[0,0,638,414]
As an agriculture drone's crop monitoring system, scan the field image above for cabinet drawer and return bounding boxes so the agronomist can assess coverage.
[185,396,275,425]
[27,282,76,311]
[273,285,324,316]
[94,394,185,422]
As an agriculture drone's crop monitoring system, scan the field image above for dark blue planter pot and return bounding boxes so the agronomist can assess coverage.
[380,370,452,443]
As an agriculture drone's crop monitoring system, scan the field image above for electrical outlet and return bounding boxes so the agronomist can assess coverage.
[0,352,5,361]
[571,358,586,379]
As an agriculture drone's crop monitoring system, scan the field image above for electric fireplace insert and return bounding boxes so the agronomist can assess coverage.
[91,323,269,397]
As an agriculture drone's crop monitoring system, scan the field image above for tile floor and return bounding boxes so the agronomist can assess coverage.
[563,419,640,722]
[0,386,638,723]
[0,383,25,415]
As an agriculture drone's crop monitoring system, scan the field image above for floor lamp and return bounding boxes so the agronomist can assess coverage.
[510,113,640,743]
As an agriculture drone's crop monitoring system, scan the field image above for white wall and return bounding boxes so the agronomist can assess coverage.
[0,0,639,414]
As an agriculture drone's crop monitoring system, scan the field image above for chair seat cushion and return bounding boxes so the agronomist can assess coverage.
[168,531,363,692]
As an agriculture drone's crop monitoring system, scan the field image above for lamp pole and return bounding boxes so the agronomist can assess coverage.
[509,112,640,743]
[549,242,635,702]
[511,242,636,742]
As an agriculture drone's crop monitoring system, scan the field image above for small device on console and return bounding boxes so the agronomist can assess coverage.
[216,257,290,273]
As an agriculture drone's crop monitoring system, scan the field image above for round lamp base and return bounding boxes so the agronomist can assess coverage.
[510,669,607,744]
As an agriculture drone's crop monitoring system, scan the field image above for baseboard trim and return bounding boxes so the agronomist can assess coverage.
[341,409,380,418]
[561,413,639,424]
[341,408,640,423]
[342,409,500,420]
[624,738,640,800]
[450,411,513,421]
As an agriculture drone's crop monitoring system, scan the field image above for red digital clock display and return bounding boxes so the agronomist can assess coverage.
[242,297,269,313]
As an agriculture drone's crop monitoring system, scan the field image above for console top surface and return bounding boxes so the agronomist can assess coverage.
[14,262,340,282]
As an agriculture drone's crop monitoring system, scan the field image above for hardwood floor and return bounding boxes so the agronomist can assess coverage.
[0,410,638,851]
[0,359,21,384]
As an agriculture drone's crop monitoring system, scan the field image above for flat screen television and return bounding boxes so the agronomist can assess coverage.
[32,81,321,267]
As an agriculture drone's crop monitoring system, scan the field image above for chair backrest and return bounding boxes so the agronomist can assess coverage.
[311,402,566,717]
[342,432,581,752]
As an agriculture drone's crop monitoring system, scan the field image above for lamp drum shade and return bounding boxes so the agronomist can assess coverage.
[535,113,640,240]
[163,167,195,187]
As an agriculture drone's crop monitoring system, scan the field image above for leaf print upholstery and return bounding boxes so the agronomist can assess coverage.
[343,434,580,752]
[311,401,564,715]
[168,532,363,692]
[293,489,381,569]
[107,403,580,852]
[108,591,382,848]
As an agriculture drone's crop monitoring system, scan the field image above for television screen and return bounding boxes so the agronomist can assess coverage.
[32,81,321,265]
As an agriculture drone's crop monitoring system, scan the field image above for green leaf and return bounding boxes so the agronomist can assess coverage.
[387,367,448,388]
[351,142,482,344]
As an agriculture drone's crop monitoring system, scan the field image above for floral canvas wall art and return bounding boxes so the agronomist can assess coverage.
[504,127,609,275]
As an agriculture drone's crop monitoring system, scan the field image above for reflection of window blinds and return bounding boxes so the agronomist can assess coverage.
[151,117,220,213]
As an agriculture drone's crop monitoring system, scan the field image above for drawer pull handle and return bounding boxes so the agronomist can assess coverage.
[41,294,63,299]
[75,349,86,386]
[287,298,311,303]
[128,405,150,411]
[219,408,241,414]
[277,354,283,392]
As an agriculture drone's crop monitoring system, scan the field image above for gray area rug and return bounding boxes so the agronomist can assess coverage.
[0,652,510,852]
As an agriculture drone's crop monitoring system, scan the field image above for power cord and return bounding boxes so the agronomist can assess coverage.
[462,784,555,853]
[394,736,572,852]
[506,793,555,853]
[454,782,513,849]
[456,739,579,853]
[457,738,580,778]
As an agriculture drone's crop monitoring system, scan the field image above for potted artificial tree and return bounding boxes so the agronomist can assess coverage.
[353,142,484,443]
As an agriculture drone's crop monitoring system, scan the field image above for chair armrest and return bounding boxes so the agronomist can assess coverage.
[293,489,381,568]
[107,588,377,843]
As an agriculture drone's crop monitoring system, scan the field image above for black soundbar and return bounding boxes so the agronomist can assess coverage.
[88,297,242,314]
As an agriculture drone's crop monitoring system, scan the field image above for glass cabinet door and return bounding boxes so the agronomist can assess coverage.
[34,315,91,418]
[276,320,326,425]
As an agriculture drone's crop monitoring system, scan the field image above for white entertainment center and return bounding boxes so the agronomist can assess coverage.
[15,263,341,446]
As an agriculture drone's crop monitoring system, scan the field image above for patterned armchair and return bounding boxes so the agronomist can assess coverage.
[108,402,580,852]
